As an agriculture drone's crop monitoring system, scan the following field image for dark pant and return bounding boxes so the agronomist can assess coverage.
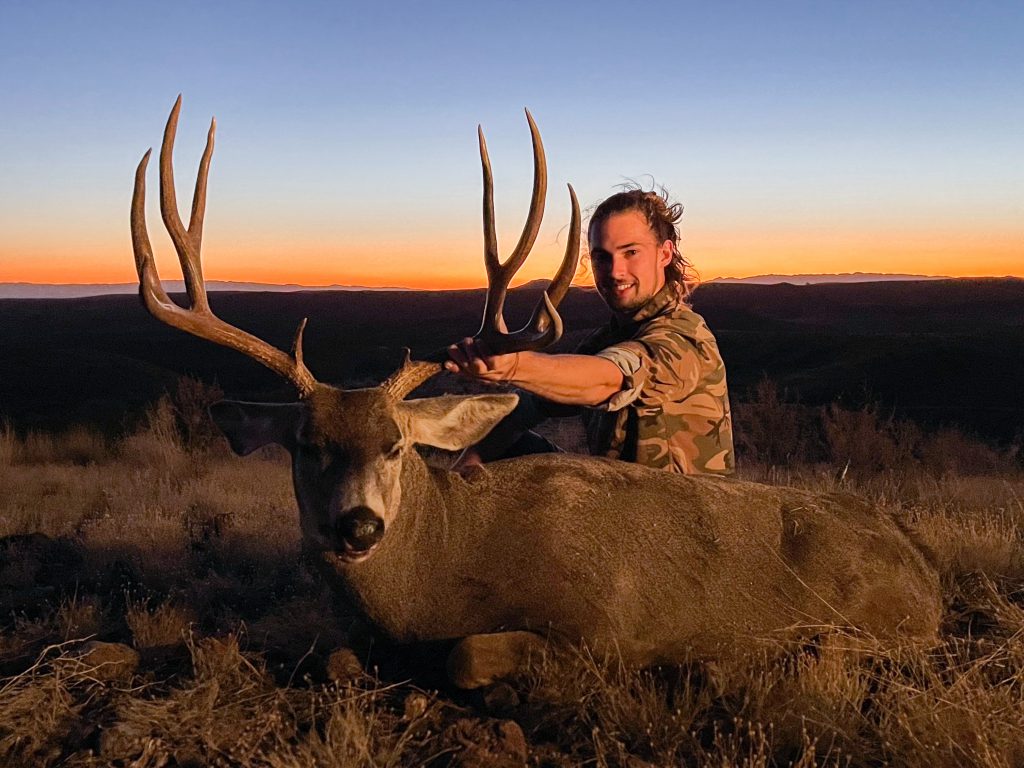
[502,429,563,458]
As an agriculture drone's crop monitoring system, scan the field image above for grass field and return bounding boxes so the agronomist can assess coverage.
[1,389,1022,766]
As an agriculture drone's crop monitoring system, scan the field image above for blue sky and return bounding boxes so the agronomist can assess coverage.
[1,0,1020,284]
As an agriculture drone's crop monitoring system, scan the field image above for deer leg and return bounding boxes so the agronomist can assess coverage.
[446,631,548,689]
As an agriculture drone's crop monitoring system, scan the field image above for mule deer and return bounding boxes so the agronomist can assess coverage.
[131,98,942,687]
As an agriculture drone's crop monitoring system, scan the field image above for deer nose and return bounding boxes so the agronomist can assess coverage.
[334,507,384,552]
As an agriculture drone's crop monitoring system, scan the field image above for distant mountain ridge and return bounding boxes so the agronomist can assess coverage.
[0,281,412,299]
[708,272,953,285]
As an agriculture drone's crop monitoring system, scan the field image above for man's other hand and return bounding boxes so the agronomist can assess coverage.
[444,337,520,383]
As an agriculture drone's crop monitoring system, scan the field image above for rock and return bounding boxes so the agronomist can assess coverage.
[482,681,521,716]
[325,647,364,683]
[98,722,148,760]
[402,691,430,720]
[440,717,528,767]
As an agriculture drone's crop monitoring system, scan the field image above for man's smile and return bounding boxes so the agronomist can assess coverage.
[604,280,637,297]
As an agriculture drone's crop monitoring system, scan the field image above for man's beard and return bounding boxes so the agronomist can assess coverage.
[599,282,648,313]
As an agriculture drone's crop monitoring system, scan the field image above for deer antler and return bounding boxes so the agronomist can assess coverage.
[385,110,582,401]
[477,109,581,353]
[131,96,317,398]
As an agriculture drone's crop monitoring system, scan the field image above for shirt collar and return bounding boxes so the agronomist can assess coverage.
[611,282,679,329]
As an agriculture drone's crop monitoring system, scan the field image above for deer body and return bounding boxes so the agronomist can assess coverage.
[315,448,941,665]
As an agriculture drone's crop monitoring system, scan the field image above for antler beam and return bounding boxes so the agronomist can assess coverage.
[131,96,317,398]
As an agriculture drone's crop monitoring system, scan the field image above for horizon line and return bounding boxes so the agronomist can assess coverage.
[10,271,1024,290]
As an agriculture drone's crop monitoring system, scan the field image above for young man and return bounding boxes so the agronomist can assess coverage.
[445,189,734,475]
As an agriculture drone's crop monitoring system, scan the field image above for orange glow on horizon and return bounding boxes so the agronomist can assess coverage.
[685,226,1023,280]
[1,225,1020,286]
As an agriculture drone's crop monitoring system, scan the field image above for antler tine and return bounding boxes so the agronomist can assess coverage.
[507,109,548,274]
[478,109,548,341]
[479,125,499,283]
[159,95,210,313]
[131,150,168,304]
[132,97,318,398]
[527,183,580,336]
[189,116,216,267]
[381,349,443,401]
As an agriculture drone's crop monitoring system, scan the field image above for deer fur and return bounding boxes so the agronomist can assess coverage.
[212,383,942,687]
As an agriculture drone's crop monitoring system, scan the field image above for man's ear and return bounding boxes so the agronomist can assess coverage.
[396,394,519,451]
[657,239,674,269]
[208,400,304,456]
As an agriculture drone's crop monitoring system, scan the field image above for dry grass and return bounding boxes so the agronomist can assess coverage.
[0,423,112,468]
[1,397,1023,766]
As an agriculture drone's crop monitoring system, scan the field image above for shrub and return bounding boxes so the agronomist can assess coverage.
[168,376,226,453]
[734,377,820,466]
[821,402,917,474]
[918,427,1010,476]
[118,395,187,470]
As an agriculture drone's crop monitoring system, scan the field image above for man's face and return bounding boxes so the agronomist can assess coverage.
[589,210,673,313]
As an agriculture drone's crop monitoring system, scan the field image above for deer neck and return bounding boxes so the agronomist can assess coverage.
[334,451,488,642]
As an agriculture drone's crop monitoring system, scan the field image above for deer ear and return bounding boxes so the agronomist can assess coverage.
[209,400,303,456]
[396,394,519,451]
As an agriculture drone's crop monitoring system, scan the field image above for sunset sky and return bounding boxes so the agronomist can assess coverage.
[1,1,1020,288]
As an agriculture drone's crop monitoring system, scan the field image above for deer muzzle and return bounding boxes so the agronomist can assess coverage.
[330,506,385,562]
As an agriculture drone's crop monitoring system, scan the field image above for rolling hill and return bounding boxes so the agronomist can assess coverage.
[1,278,1021,443]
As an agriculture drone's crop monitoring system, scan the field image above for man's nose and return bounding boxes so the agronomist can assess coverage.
[608,254,628,276]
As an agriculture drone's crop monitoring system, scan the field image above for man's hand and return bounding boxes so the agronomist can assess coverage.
[447,342,624,407]
[444,337,520,384]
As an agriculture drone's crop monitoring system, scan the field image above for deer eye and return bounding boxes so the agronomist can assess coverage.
[313,447,347,476]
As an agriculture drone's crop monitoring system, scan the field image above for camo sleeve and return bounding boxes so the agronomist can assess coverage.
[592,317,707,412]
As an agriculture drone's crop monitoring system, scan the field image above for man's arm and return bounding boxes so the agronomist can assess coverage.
[444,340,624,407]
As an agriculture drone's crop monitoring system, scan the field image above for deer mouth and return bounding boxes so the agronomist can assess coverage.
[323,508,385,564]
[332,540,379,564]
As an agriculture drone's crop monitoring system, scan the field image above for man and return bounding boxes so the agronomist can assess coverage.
[445,188,734,475]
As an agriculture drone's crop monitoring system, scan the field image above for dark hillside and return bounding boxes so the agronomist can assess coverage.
[1,278,1021,442]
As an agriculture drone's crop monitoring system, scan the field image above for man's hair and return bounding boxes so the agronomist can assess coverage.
[587,186,698,302]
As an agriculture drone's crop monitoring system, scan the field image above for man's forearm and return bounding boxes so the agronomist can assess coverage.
[508,352,623,406]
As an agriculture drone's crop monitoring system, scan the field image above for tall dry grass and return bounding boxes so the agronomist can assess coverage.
[0,381,1022,765]
[0,422,111,467]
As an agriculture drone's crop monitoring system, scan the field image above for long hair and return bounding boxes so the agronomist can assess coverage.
[587,185,698,302]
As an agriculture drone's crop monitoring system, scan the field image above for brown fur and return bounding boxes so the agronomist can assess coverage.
[214,384,942,685]
[338,452,941,659]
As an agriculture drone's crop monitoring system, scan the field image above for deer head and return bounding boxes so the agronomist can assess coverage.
[131,97,579,563]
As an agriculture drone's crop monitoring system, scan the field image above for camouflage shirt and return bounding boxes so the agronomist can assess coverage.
[576,284,735,475]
